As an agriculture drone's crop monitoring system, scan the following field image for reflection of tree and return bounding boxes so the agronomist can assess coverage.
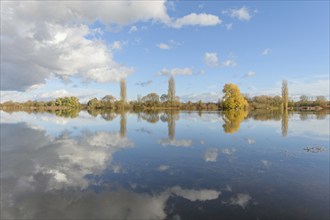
[101,112,117,121]
[120,111,127,138]
[281,109,289,137]
[138,111,160,123]
[248,110,281,121]
[54,109,79,118]
[316,112,327,120]
[299,112,309,121]
[222,109,248,134]
[87,108,102,117]
[168,112,175,140]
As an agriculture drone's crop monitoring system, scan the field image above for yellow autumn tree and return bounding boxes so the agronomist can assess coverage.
[222,84,249,110]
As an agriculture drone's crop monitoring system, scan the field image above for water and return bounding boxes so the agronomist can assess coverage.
[1,110,329,219]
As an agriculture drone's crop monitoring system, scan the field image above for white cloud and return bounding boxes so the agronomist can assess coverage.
[204,52,219,67]
[245,71,256,78]
[228,6,253,21]
[158,68,193,76]
[261,48,272,56]
[110,41,125,50]
[222,59,237,67]
[157,43,171,50]
[171,13,221,28]
[180,92,219,103]
[204,148,218,162]
[1,2,225,92]
[1,1,169,91]
[129,26,138,33]
[156,40,180,50]
[1,18,133,90]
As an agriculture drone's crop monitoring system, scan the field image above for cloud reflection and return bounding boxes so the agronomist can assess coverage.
[204,148,218,162]
[225,193,252,209]
[158,138,193,147]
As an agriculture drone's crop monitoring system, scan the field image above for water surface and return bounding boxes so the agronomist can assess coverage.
[1,110,329,219]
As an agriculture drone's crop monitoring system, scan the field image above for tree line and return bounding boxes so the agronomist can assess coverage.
[1,78,329,111]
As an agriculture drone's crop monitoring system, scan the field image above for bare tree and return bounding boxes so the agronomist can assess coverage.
[282,80,288,110]
[120,78,127,103]
[168,76,175,103]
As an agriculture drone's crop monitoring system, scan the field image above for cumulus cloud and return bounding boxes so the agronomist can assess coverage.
[225,6,254,21]
[1,10,134,90]
[204,53,235,68]
[204,53,219,67]
[1,2,220,92]
[158,68,193,76]
[171,13,221,28]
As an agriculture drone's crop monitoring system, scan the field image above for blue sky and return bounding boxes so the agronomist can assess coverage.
[1,1,329,103]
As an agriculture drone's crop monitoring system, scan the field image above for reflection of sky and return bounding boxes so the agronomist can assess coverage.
[1,111,329,219]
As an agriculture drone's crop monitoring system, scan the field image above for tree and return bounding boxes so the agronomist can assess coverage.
[222,84,248,110]
[300,95,308,102]
[315,96,327,107]
[87,98,101,108]
[160,94,168,102]
[168,76,175,103]
[102,95,116,103]
[120,78,127,103]
[142,93,160,107]
[282,80,288,110]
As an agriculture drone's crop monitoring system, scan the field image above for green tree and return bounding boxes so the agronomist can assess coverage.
[87,98,101,108]
[222,84,248,110]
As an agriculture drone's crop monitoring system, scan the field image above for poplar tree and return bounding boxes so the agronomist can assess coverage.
[282,80,289,110]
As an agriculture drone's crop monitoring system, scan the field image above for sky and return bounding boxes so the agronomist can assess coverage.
[1,1,329,103]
